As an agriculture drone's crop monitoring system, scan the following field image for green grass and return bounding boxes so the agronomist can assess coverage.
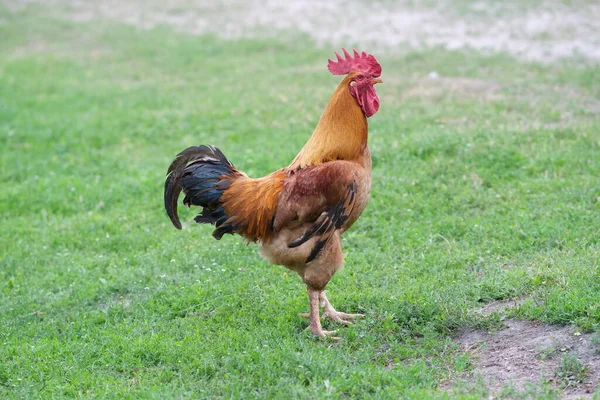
[557,354,588,389]
[1,4,600,399]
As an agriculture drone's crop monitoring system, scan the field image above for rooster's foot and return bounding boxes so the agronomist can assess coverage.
[321,309,362,325]
[307,323,339,340]
[320,292,363,325]
[300,310,362,325]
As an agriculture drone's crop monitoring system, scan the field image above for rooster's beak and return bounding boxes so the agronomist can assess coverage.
[372,78,383,84]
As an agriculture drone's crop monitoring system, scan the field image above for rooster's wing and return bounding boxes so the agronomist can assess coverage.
[274,161,361,262]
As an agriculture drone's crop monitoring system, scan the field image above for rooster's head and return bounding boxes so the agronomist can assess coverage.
[327,49,382,118]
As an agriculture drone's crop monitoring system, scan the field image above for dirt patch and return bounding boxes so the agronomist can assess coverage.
[5,0,600,63]
[455,319,600,398]
[399,75,502,103]
[474,297,529,317]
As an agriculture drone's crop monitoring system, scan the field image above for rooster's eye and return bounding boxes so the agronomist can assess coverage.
[357,75,364,81]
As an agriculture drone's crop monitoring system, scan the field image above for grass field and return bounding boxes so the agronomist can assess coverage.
[1,1,600,398]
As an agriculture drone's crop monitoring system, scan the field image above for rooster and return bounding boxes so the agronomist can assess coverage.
[164,49,382,338]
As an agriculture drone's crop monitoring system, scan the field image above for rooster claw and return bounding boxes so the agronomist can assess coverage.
[307,325,340,340]
[322,310,363,325]
[319,291,363,326]
[300,311,363,325]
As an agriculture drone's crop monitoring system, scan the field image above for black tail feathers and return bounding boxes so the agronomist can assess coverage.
[164,145,236,233]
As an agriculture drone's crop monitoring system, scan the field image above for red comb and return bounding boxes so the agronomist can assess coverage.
[327,48,382,77]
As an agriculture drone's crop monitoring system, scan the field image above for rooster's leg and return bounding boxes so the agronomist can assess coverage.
[319,291,363,325]
[306,287,338,339]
